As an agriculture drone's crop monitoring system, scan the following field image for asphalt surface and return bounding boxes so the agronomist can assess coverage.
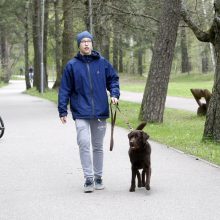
[120,91,198,112]
[0,80,220,220]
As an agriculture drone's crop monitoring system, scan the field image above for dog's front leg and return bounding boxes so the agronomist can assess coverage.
[129,166,136,192]
[142,170,146,187]
[145,166,151,190]
[137,170,142,188]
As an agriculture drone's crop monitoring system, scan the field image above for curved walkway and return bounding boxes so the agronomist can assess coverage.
[0,81,220,220]
[120,91,198,112]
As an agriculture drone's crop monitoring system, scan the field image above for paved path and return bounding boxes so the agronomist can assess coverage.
[0,80,220,220]
[120,91,198,112]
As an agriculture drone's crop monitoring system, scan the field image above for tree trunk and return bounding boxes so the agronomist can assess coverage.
[52,0,62,89]
[84,0,90,31]
[204,49,220,141]
[139,0,181,122]
[119,35,123,73]
[138,48,143,76]
[43,0,49,89]
[180,25,191,73]
[102,35,110,61]
[32,0,41,91]
[24,0,31,90]
[201,53,209,73]
[113,33,119,71]
[129,37,135,75]
[84,0,93,34]
[203,22,220,141]
[93,23,109,59]
[181,0,220,142]
[201,0,216,70]
[0,27,10,83]
[93,0,110,58]
[61,0,74,72]
[201,45,209,73]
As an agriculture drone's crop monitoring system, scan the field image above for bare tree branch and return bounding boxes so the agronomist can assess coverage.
[180,1,211,42]
[106,3,159,23]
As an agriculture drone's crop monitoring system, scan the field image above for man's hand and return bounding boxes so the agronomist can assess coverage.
[60,116,67,124]
[111,97,118,105]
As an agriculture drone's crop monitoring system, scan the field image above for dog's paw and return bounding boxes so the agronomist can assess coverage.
[145,185,150,190]
[138,182,142,188]
[129,187,135,192]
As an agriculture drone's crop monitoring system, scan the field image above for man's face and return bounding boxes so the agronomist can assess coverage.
[79,37,93,55]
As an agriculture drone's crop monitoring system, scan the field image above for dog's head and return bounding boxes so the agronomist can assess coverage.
[128,130,149,151]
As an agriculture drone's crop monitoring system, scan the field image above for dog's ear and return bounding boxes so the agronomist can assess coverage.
[136,122,147,131]
[128,131,133,139]
[142,131,149,143]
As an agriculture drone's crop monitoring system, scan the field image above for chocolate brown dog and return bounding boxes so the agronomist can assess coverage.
[128,122,151,192]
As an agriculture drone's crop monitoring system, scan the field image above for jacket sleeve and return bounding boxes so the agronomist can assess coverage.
[105,60,120,99]
[58,62,74,117]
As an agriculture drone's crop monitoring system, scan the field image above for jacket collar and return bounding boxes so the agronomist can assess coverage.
[75,50,100,63]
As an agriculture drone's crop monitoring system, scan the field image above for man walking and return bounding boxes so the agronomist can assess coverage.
[58,31,120,193]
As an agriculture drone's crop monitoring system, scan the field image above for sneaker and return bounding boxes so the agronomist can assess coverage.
[84,178,94,193]
[94,177,105,190]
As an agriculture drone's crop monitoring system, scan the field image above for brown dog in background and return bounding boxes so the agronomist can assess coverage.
[128,122,151,192]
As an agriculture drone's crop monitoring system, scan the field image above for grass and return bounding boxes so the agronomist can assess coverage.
[120,73,214,98]
[0,81,6,88]
[25,87,58,103]
[25,85,220,166]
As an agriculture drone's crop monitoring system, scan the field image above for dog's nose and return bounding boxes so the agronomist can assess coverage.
[130,141,134,147]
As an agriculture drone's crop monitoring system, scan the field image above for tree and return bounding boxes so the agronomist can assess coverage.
[43,0,49,90]
[118,34,124,73]
[180,23,191,73]
[0,0,25,83]
[113,29,119,71]
[93,0,111,59]
[0,25,10,83]
[24,0,31,89]
[139,0,181,123]
[52,0,62,89]
[201,45,209,73]
[181,0,220,142]
[32,0,49,92]
[61,0,74,72]
[32,0,42,91]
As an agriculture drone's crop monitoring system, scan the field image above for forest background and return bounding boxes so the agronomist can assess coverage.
[0,0,215,86]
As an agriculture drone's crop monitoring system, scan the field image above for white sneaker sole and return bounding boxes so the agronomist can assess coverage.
[84,186,94,193]
[94,185,105,190]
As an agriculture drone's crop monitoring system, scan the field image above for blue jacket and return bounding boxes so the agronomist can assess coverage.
[58,50,120,119]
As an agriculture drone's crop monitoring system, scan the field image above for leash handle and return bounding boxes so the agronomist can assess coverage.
[110,102,117,151]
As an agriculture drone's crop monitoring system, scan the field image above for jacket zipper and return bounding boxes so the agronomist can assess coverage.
[86,63,95,116]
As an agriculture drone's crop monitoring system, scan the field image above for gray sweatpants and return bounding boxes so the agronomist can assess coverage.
[75,119,107,179]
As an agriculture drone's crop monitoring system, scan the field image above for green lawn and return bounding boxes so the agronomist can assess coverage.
[120,73,214,97]
[0,82,3,88]
[0,81,6,88]
[24,87,58,103]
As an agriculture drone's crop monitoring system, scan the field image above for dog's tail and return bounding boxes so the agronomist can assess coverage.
[135,122,147,131]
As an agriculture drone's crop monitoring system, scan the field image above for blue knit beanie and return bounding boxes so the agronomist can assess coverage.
[77,31,93,47]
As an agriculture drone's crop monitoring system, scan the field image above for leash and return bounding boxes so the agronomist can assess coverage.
[109,102,133,151]
[110,102,117,151]
[115,104,133,131]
